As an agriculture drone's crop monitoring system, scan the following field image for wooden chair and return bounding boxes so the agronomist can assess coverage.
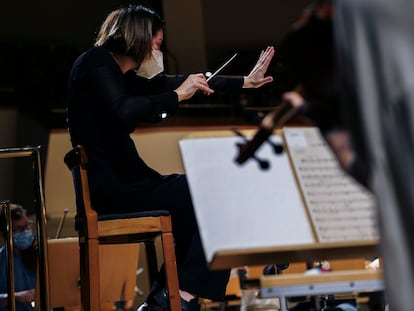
[64,145,181,311]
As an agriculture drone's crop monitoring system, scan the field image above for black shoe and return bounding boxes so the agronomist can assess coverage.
[137,288,169,311]
[153,287,170,311]
[137,302,150,311]
[180,297,200,311]
[136,301,164,311]
[138,288,201,311]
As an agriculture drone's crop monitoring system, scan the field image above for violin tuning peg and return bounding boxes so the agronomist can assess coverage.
[254,156,270,170]
[273,143,284,154]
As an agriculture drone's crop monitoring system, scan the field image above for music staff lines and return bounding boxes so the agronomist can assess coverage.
[309,205,374,214]
[283,127,379,243]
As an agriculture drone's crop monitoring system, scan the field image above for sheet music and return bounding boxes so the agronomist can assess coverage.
[179,135,314,264]
[283,127,379,243]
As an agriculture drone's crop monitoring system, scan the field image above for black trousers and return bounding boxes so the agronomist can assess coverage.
[94,173,230,301]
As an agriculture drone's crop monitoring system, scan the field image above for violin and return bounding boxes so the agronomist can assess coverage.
[235,100,301,166]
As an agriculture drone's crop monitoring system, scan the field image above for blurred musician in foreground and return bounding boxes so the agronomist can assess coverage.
[0,204,36,311]
[334,0,414,310]
[66,4,274,311]
[270,0,414,310]
[267,2,387,311]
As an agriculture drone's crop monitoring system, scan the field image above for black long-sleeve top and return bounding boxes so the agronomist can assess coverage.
[67,46,243,207]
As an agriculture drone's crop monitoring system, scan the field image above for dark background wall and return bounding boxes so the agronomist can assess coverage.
[202,0,311,69]
[0,0,309,61]
[0,0,311,83]
[0,0,311,120]
[0,1,161,47]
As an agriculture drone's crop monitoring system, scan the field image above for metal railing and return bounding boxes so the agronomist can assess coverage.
[0,146,50,311]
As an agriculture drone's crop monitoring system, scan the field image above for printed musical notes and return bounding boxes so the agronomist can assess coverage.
[283,127,379,243]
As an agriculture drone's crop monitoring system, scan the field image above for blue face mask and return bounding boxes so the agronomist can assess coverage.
[13,229,35,250]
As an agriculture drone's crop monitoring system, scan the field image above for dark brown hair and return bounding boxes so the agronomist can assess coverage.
[0,203,26,233]
[95,5,164,65]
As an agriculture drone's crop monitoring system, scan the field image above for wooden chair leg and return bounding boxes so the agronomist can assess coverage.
[161,232,181,311]
[145,240,159,285]
[81,238,101,311]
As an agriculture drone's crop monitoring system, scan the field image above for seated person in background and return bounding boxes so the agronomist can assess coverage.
[66,4,274,311]
[0,204,37,311]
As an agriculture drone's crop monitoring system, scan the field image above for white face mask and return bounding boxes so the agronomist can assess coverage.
[136,50,164,79]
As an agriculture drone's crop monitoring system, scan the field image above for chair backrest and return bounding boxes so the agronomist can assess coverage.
[64,145,99,238]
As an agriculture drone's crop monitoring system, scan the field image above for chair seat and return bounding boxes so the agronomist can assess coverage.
[97,214,172,241]
[98,210,170,221]
[75,210,170,230]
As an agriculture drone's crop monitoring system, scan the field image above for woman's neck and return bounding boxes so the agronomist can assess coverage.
[111,53,138,73]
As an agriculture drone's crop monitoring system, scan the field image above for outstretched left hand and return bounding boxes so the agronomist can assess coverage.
[243,46,275,88]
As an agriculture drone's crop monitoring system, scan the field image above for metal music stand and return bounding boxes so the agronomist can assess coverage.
[0,146,50,311]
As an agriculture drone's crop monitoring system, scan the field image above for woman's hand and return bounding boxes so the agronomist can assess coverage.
[174,73,214,102]
[15,289,35,304]
[243,46,275,88]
